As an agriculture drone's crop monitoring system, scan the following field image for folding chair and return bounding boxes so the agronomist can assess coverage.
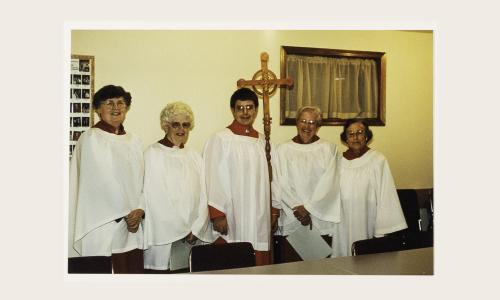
[189,242,256,272]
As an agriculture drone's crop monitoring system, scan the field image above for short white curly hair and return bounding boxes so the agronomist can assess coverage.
[297,105,323,126]
[160,101,195,133]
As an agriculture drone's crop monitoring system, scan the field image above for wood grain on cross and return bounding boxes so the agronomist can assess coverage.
[237,52,293,264]
[237,52,293,181]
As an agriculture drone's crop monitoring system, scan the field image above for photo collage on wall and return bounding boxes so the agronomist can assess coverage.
[70,55,94,158]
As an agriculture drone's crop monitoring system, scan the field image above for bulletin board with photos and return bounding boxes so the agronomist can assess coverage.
[69,55,94,158]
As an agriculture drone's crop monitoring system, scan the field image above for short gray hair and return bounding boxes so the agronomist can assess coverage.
[296,105,322,126]
[160,101,195,132]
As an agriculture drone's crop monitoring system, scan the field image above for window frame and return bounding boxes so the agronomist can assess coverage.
[279,45,386,126]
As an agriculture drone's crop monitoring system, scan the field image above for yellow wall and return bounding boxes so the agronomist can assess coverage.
[71,30,433,189]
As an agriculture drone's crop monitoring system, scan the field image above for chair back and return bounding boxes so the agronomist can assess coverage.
[189,242,256,272]
[351,235,405,256]
[351,189,433,256]
[397,189,421,232]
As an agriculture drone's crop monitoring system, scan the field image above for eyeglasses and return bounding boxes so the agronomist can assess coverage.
[299,119,317,126]
[102,99,127,110]
[235,104,255,112]
[347,129,365,138]
[170,122,191,129]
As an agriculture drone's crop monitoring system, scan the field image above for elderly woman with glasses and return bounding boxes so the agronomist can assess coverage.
[273,105,341,263]
[143,101,214,273]
[68,85,146,273]
[331,119,408,257]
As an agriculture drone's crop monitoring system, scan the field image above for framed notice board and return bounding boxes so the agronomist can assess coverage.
[69,55,95,158]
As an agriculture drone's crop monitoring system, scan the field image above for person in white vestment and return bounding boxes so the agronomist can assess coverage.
[68,85,146,273]
[331,119,408,257]
[274,106,341,262]
[143,102,215,273]
[203,87,281,266]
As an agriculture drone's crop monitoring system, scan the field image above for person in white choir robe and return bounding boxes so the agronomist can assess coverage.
[203,87,281,266]
[68,85,146,273]
[274,106,341,262]
[143,102,215,272]
[332,119,408,257]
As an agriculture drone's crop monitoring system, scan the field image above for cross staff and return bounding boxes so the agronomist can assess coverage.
[237,52,293,264]
[237,52,293,181]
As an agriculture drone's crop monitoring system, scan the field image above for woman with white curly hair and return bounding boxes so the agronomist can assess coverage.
[143,101,214,273]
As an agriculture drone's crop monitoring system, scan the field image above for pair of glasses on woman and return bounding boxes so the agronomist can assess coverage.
[170,122,191,129]
[299,119,317,126]
[102,100,127,110]
[347,129,365,138]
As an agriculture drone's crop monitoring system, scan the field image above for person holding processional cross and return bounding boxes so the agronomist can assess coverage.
[203,87,281,266]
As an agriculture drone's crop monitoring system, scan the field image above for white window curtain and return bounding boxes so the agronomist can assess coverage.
[285,55,379,119]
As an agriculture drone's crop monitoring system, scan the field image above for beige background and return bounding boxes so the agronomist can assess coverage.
[2,0,498,296]
[72,30,433,189]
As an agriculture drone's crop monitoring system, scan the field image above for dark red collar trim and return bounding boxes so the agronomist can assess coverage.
[92,120,126,135]
[292,135,320,144]
[227,120,258,138]
[158,135,184,149]
[343,146,370,160]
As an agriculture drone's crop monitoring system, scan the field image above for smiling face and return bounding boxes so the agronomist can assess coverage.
[345,121,367,153]
[296,110,320,144]
[95,97,129,129]
[231,99,258,127]
[166,114,191,146]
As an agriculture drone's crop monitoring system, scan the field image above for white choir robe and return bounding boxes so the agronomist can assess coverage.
[203,129,281,251]
[143,143,215,270]
[332,149,408,257]
[68,128,146,258]
[275,139,341,236]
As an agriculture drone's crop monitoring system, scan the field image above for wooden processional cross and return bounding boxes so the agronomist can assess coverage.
[237,52,293,261]
[237,52,293,181]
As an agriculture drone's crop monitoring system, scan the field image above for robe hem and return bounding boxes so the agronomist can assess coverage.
[375,223,408,236]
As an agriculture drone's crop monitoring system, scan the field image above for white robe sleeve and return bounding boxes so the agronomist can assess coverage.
[190,156,216,243]
[303,144,341,223]
[203,134,231,214]
[69,130,146,256]
[270,145,282,210]
[276,145,302,210]
[373,157,408,236]
[132,138,146,213]
[68,142,81,257]
[142,148,155,246]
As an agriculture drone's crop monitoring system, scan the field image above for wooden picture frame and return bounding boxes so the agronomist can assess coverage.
[280,46,386,126]
[69,55,95,158]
